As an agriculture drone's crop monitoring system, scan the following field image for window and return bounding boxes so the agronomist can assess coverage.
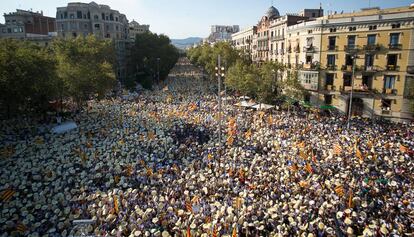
[330,28,337,33]
[87,12,91,19]
[115,17,119,22]
[70,14,75,19]
[110,14,114,21]
[84,24,88,29]
[1,29,5,33]
[365,54,374,67]
[369,25,377,31]
[308,30,313,34]
[102,13,105,20]
[106,33,110,38]
[60,14,64,19]
[343,74,352,87]
[94,24,100,29]
[391,23,401,29]
[326,73,334,86]
[328,36,336,50]
[387,54,398,68]
[72,32,77,38]
[345,55,353,66]
[18,27,23,33]
[312,12,316,17]
[7,28,11,33]
[367,34,376,45]
[384,76,396,89]
[13,28,18,33]
[389,33,400,46]
[64,12,68,19]
[327,55,336,66]
[94,15,99,20]
[77,11,82,19]
[324,95,332,105]
[381,99,392,110]
[347,35,356,48]
[348,26,356,31]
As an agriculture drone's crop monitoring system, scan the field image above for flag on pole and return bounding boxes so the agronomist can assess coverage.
[400,144,409,153]
[15,223,27,233]
[226,136,234,146]
[348,190,353,208]
[299,150,308,160]
[289,163,298,173]
[212,225,218,237]
[186,201,193,213]
[244,129,252,139]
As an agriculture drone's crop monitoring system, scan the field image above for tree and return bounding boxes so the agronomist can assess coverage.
[127,32,179,90]
[0,39,58,117]
[52,35,116,107]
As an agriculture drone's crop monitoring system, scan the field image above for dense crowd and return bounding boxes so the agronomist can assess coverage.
[0,58,413,237]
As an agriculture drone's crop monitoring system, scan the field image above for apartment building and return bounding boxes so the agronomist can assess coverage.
[318,6,414,120]
[231,26,257,61]
[129,20,150,40]
[0,9,56,46]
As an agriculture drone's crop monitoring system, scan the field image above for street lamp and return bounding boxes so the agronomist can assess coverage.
[156,58,161,85]
[347,55,358,129]
[215,55,225,151]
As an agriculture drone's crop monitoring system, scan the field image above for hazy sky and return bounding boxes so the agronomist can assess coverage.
[1,0,412,39]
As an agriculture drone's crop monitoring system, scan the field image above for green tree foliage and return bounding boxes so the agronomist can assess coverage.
[127,32,179,90]
[52,35,116,107]
[0,39,57,116]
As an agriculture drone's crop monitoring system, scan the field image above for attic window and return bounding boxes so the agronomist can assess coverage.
[369,25,377,31]
[392,23,401,29]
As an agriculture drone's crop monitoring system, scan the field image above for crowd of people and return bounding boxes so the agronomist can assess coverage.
[0,57,413,237]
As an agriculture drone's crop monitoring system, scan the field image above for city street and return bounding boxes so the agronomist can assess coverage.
[1,58,413,236]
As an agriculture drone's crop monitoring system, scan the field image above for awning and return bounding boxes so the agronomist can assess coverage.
[320,105,336,110]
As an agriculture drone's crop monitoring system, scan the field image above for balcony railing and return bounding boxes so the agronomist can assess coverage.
[327,45,338,51]
[294,46,300,53]
[325,85,336,91]
[271,35,284,41]
[407,66,414,74]
[383,88,398,95]
[303,46,315,53]
[326,65,337,71]
[388,44,402,50]
[341,65,353,72]
[344,45,360,52]
[363,44,381,51]
[386,65,399,71]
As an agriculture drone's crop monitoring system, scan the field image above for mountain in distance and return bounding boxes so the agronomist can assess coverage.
[171,37,203,49]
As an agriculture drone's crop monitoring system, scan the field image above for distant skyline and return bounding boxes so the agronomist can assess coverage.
[0,0,413,39]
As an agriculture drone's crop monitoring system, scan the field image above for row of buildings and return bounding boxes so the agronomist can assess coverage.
[0,1,150,82]
[231,4,414,121]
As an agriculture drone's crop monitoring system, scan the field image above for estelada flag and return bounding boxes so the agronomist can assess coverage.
[289,163,298,172]
[186,201,193,213]
[113,195,119,214]
[212,225,218,237]
[400,144,410,153]
[227,136,234,145]
[244,129,252,139]
[297,141,306,148]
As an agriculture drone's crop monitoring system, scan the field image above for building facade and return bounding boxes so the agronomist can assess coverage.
[206,25,240,43]
[56,2,128,40]
[129,20,150,40]
[318,6,414,120]
[231,26,257,60]
[233,4,414,121]
[0,9,56,46]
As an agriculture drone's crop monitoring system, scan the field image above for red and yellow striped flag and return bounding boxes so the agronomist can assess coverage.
[186,225,191,237]
[334,185,345,197]
[400,144,409,153]
[304,163,313,174]
[333,144,342,155]
[15,223,27,233]
[212,225,218,237]
[297,141,306,148]
[356,148,364,161]
[348,191,353,208]
[113,195,119,214]
[0,188,15,202]
[125,165,133,177]
[186,201,193,213]
[226,136,234,146]
[232,226,237,237]
[244,129,252,139]
[148,131,155,140]
[146,168,153,177]
[299,150,308,160]
[289,163,298,173]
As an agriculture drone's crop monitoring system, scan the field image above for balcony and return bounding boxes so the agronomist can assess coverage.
[327,45,338,51]
[408,66,414,74]
[341,65,353,72]
[303,63,319,70]
[303,46,315,53]
[381,109,391,115]
[325,85,336,91]
[386,65,399,71]
[363,44,381,51]
[326,65,337,71]
[271,35,284,41]
[383,88,398,95]
[344,45,360,53]
[388,44,402,50]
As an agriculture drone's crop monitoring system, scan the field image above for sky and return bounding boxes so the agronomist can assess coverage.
[0,0,412,39]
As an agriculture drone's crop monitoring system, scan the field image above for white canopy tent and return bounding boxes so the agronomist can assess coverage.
[251,103,275,110]
[234,101,257,107]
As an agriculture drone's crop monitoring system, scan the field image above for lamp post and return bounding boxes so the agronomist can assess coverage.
[347,55,358,129]
[157,57,160,85]
[215,55,225,151]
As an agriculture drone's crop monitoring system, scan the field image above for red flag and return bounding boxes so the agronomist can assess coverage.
[186,226,191,237]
